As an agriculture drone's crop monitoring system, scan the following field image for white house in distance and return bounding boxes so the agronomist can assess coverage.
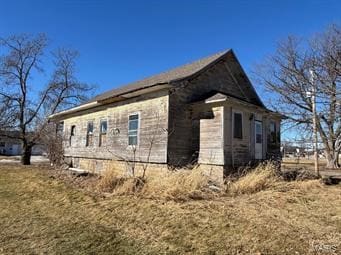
[0,131,46,156]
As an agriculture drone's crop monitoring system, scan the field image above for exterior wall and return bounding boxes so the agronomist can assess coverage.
[192,101,281,168]
[197,106,224,165]
[69,157,169,178]
[223,105,253,166]
[62,90,169,164]
[223,104,281,166]
[168,58,248,165]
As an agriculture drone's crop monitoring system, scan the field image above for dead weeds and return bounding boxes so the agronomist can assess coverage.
[1,163,340,254]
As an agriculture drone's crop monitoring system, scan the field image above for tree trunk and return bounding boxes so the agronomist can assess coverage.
[325,150,340,169]
[21,143,32,165]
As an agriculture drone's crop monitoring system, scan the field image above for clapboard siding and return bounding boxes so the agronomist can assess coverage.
[198,106,224,165]
[62,90,169,163]
[168,58,247,165]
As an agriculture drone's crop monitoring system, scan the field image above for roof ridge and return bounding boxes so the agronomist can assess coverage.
[90,49,231,102]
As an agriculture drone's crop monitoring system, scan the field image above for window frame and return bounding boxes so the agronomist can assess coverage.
[100,119,108,135]
[69,125,76,146]
[99,119,108,147]
[86,121,94,147]
[233,111,243,139]
[56,121,64,134]
[255,120,263,144]
[70,125,76,136]
[128,113,140,146]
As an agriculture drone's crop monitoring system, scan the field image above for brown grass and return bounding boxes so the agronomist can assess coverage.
[226,162,279,195]
[96,162,331,201]
[142,166,214,201]
[96,166,214,200]
[0,163,340,254]
[97,166,125,193]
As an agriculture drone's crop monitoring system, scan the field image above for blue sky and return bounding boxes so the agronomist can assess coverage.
[1,0,340,138]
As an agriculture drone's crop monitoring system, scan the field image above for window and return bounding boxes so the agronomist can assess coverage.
[99,120,107,147]
[269,121,277,144]
[56,122,64,134]
[86,121,94,146]
[128,114,139,145]
[71,125,76,136]
[233,112,243,139]
[69,125,76,146]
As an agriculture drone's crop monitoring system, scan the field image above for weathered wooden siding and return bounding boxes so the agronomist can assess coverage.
[223,105,253,166]
[168,58,248,165]
[62,90,169,164]
[198,106,224,165]
[192,100,281,167]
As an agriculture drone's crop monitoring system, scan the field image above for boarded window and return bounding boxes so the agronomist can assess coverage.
[86,121,94,147]
[233,112,243,139]
[269,121,276,144]
[99,120,107,147]
[128,114,139,145]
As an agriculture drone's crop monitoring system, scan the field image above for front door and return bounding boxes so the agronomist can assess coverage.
[255,121,263,159]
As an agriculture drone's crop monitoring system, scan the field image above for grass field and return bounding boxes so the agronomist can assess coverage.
[0,163,340,254]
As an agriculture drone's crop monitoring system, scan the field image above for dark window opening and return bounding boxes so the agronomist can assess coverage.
[69,125,76,146]
[71,125,76,136]
[270,121,277,144]
[233,112,243,139]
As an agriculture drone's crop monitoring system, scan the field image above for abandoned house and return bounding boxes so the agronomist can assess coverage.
[49,49,281,178]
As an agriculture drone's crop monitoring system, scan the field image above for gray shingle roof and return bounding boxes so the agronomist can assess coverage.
[90,49,230,102]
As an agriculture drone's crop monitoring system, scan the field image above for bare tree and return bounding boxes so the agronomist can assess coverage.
[255,24,341,168]
[0,34,93,165]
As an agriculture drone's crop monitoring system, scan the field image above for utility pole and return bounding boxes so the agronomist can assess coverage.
[310,69,319,176]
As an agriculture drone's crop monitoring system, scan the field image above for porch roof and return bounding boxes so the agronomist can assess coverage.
[190,92,284,118]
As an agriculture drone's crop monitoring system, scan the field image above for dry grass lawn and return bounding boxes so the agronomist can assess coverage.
[0,163,340,254]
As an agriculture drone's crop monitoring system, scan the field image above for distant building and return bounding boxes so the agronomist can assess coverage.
[0,131,46,156]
